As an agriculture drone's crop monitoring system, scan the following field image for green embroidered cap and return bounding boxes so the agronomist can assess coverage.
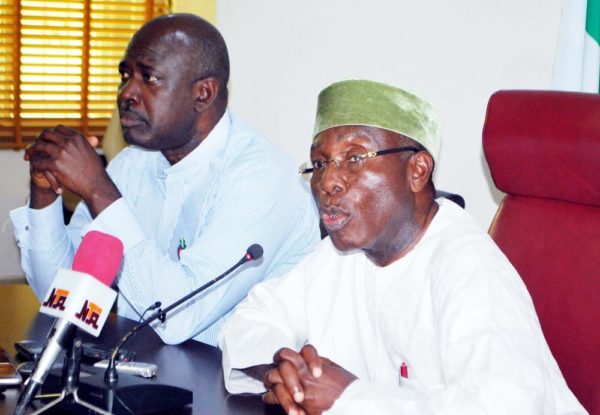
[313,79,441,162]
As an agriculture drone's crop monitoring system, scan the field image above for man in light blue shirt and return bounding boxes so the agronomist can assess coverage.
[10,14,320,346]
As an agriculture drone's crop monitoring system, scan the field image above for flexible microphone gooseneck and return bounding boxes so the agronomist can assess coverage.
[104,244,264,384]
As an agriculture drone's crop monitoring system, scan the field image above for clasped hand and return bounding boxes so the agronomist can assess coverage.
[26,125,101,196]
[262,345,357,415]
[25,125,120,216]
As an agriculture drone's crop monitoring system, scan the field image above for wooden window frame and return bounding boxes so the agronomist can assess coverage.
[0,0,170,150]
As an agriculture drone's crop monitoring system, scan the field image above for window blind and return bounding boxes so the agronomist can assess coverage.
[0,0,169,149]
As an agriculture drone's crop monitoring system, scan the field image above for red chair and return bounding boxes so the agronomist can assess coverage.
[483,90,600,415]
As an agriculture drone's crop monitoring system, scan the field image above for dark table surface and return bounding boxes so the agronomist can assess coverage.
[0,284,284,415]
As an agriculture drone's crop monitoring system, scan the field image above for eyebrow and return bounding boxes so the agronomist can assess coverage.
[118,61,161,79]
[139,62,158,73]
[311,130,375,151]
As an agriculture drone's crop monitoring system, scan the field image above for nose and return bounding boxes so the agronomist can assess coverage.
[118,77,139,109]
[313,162,347,200]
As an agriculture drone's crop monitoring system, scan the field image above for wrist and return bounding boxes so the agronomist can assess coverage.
[85,182,122,218]
[241,364,275,382]
[29,181,59,209]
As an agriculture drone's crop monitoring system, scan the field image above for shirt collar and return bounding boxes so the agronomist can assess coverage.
[155,110,231,178]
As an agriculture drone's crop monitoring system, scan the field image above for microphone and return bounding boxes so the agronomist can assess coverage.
[104,244,263,384]
[15,231,123,415]
[245,243,263,262]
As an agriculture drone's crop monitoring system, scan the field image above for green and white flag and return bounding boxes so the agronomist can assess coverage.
[552,0,600,92]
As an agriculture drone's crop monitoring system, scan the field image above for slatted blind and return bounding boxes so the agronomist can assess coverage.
[0,0,170,149]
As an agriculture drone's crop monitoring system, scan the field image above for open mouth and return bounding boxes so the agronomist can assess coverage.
[321,209,351,232]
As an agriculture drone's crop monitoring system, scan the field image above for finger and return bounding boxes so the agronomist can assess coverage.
[271,382,302,415]
[264,364,304,405]
[262,389,279,405]
[43,171,63,195]
[37,127,72,146]
[263,367,283,389]
[24,142,34,161]
[29,155,56,174]
[30,170,51,190]
[26,140,61,162]
[300,344,323,378]
[273,348,307,371]
[86,135,99,148]
[272,347,296,363]
[278,360,305,404]
[54,124,81,138]
[274,348,314,385]
[54,126,93,149]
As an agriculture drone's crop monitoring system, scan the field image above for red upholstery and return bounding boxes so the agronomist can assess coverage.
[483,90,600,415]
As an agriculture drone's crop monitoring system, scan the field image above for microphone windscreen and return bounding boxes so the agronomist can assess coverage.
[246,244,263,261]
[72,231,124,287]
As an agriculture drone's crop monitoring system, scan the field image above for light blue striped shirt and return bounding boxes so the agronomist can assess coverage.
[11,110,320,346]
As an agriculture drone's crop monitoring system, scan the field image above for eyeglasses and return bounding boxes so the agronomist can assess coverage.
[299,146,420,177]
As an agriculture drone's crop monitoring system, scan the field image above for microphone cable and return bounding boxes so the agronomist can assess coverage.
[104,244,263,384]
[126,301,162,359]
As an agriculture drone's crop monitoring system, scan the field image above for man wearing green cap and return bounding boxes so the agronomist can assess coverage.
[218,80,585,414]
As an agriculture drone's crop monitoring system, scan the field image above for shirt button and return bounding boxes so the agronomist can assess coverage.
[25,225,30,231]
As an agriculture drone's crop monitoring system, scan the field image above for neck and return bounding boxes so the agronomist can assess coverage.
[365,199,438,267]
[162,138,202,165]
[161,106,225,165]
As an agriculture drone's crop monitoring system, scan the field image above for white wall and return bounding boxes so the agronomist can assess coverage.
[218,0,563,226]
[0,0,564,279]
[1,151,29,279]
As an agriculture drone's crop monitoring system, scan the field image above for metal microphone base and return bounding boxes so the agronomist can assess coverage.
[31,387,112,415]
[26,337,114,415]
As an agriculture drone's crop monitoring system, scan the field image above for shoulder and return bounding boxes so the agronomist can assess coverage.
[224,113,296,176]
[105,145,154,174]
[421,199,523,295]
[419,199,516,276]
[425,199,503,262]
[218,113,309,200]
[105,145,156,192]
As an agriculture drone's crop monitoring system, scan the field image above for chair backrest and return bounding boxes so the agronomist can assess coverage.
[435,189,465,209]
[483,90,600,415]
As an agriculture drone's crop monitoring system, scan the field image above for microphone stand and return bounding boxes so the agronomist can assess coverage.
[105,246,262,384]
[14,320,77,415]
[30,338,112,415]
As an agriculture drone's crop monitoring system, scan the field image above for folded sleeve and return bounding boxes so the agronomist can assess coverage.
[10,197,75,300]
[219,256,313,394]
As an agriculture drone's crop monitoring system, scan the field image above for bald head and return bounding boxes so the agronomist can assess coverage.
[131,13,230,103]
[117,14,231,158]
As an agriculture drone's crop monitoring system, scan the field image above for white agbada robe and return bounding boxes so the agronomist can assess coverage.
[219,199,587,414]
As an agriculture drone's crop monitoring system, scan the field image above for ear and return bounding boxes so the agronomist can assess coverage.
[407,151,434,193]
[193,78,220,112]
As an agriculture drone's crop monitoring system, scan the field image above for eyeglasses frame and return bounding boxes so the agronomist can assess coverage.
[299,146,421,175]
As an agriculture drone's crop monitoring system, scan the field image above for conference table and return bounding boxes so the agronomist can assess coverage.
[0,284,285,415]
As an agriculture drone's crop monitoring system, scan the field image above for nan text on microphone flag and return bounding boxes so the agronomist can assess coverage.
[39,230,123,336]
